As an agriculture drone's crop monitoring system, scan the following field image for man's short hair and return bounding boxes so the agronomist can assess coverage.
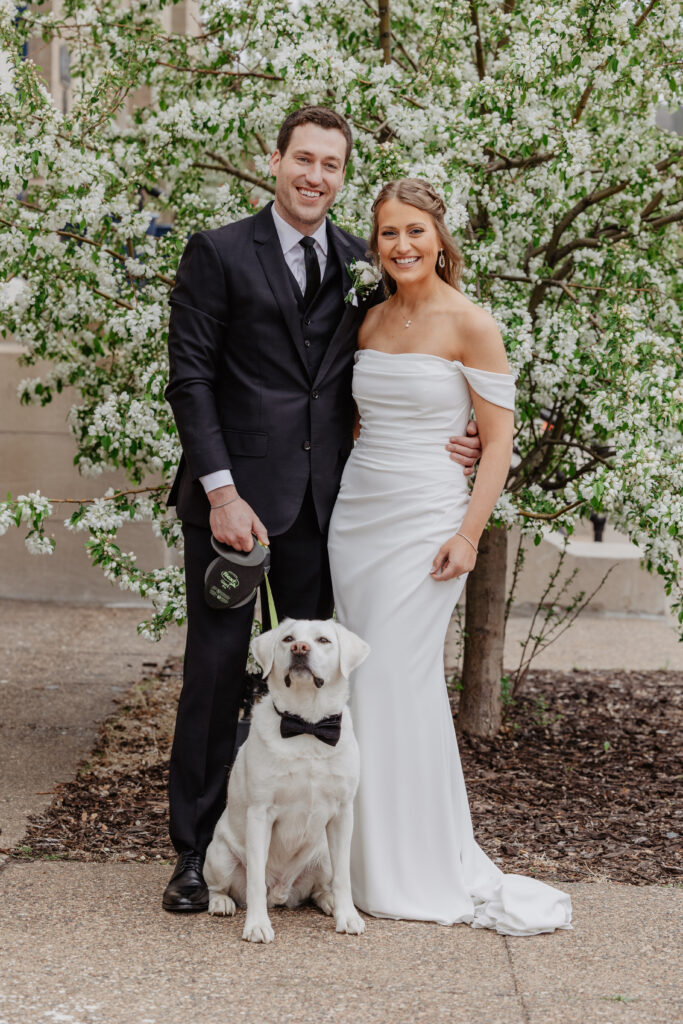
[276,107,353,166]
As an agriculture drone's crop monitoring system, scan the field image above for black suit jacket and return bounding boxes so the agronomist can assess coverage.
[165,203,371,535]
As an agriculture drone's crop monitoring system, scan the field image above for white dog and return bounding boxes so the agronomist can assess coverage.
[204,617,370,943]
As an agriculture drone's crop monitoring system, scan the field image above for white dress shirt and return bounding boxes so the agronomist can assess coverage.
[199,206,328,496]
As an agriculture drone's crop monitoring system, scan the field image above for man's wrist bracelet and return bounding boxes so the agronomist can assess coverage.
[456,531,479,555]
[210,495,238,511]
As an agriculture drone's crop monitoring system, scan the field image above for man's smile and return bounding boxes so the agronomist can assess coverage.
[296,186,325,200]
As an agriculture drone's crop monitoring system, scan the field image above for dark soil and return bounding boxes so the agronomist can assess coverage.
[12,660,683,885]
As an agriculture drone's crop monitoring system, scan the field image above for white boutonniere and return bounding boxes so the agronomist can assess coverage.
[345,259,382,306]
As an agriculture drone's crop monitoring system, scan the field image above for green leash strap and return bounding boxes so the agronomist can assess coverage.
[263,571,278,629]
[257,540,278,628]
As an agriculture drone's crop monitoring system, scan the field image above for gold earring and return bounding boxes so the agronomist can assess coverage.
[438,250,446,269]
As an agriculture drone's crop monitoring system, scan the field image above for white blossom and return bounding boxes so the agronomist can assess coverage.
[0,0,680,634]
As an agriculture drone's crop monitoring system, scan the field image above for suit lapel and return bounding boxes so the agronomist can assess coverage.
[253,203,309,376]
[313,223,361,387]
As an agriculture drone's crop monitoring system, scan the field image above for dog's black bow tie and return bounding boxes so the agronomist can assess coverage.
[273,704,343,746]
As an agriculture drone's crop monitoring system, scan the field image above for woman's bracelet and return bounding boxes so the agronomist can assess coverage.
[456,531,479,555]
[210,495,239,511]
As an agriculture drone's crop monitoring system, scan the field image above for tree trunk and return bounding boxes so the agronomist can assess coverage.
[457,525,508,737]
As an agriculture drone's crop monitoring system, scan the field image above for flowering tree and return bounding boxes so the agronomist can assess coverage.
[0,0,681,732]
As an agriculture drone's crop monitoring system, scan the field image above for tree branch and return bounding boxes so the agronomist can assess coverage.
[482,149,557,173]
[203,152,276,194]
[90,287,135,310]
[469,1,487,80]
[571,0,662,124]
[518,499,585,521]
[394,38,418,72]
[525,151,681,268]
[0,205,175,287]
[41,485,169,505]
[253,131,270,157]
[646,208,683,229]
[639,189,664,220]
[528,256,576,318]
[635,0,661,29]
[542,439,615,466]
[486,272,656,296]
[378,1,392,65]
[553,279,603,331]
[154,60,282,81]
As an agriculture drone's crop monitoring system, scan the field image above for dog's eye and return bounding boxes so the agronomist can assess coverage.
[282,635,295,643]
[317,637,332,644]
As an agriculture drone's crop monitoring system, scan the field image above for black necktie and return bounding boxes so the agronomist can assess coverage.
[273,704,343,746]
[299,236,321,308]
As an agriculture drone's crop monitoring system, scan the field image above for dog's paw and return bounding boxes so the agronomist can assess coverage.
[208,893,236,917]
[335,908,365,935]
[313,889,335,917]
[242,917,274,943]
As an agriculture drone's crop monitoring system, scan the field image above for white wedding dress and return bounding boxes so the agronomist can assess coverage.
[327,349,572,935]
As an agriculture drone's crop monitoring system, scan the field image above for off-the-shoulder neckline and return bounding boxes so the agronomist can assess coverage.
[355,348,514,378]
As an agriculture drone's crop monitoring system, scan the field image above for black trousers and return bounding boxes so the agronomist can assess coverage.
[168,484,334,855]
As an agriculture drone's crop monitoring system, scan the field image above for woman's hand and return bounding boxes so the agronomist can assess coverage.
[430,533,477,582]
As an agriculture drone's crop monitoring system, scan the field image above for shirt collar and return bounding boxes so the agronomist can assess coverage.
[271,204,328,256]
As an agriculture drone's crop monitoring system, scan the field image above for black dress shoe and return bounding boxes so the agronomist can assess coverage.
[162,851,209,913]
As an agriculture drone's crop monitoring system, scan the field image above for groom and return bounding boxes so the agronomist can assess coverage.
[163,106,481,912]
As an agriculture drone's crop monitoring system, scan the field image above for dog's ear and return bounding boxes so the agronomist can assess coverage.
[250,627,280,678]
[334,622,370,679]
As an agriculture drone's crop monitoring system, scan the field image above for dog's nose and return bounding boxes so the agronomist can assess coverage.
[290,641,310,655]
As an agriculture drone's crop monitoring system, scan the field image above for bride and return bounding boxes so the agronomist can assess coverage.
[327,179,572,936]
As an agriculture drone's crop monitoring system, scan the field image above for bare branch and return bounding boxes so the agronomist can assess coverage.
[513,563,616,691]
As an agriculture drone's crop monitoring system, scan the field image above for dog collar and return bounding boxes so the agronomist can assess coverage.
[272,701,343,747]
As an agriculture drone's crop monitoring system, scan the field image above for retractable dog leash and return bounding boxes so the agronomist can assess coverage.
[204,535,278,627]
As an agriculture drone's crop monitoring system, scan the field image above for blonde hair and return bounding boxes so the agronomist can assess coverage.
[369,178,464,294]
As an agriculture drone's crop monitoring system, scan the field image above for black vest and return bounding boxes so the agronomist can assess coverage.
[285,239,344,380]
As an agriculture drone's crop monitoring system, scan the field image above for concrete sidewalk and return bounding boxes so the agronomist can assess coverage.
[0,863,679,1024]
[0,600,681,1024]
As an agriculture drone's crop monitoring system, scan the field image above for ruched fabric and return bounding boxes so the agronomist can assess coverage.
[328,350,572,935]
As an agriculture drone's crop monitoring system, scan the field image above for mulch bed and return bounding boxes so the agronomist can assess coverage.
[11,659,682,886]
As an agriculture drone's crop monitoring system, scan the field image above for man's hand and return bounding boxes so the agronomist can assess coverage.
[207,485,268,551]
[446,419,482,477]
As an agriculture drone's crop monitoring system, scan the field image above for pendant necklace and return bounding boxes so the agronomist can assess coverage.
[391,297,414,328]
